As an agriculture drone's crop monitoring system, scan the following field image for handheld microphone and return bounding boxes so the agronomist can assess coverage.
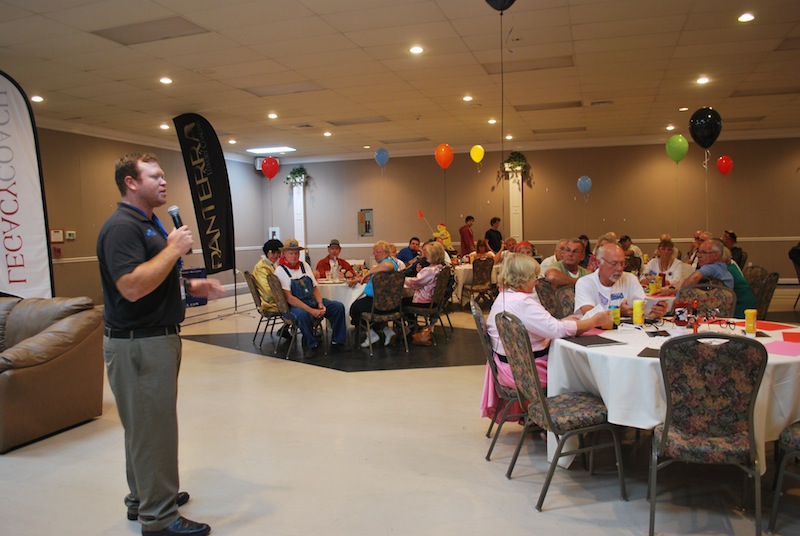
[167,205,192,255]
[167,205,183,228]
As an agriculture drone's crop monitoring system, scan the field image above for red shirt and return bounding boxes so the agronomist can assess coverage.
[315,256,353,278]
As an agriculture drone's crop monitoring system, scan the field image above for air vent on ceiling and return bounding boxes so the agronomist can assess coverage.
[379,137,430,144]
[589,99,614,107]
[515,101,582,112]
[482,55,573,75]
[292,124,315,129]
[328,116,389,126]
[532,127,587,135]
[93,17,208,45]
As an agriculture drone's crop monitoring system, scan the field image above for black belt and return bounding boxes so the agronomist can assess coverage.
[496,348,548,363]
[104,325,180,339]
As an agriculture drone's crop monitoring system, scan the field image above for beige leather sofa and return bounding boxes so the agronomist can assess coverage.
[0,296,104,453]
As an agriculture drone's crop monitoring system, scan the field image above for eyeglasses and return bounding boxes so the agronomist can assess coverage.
[600,259,624,268]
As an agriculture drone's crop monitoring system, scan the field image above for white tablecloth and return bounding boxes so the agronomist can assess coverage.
[547,321,800,473]
[316,281,365,314]
[453,264,500,303]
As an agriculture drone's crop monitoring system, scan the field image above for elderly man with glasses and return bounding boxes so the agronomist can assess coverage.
[544,238,590,287]
[669,238,734,291]
[575,243,668,319]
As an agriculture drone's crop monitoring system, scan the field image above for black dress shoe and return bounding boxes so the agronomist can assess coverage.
[128,492,190,520]
[142,516,210,536]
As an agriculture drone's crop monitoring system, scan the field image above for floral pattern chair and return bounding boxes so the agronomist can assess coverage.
[769,420,800,533]
[462,257,495,308]
[676,283,737,318]
[244,270,283,346]
[535,278,560,318]
[357,271,408,356]
[649,333,768,536]
[495,312,627,511]
[470,298,526,465]
[405,266,452,345]
[554,285,575,319]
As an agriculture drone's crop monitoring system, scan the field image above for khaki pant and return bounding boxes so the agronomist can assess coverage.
[104,334,181,531]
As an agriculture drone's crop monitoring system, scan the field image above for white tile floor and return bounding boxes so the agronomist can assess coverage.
[1,290,799,535]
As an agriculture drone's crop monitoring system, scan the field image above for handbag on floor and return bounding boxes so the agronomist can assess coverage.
[411,326,433,346]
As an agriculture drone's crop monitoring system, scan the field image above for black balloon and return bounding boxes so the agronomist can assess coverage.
[486,0,516,12]
[688,107,722,149]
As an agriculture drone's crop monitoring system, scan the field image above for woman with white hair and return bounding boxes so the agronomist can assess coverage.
[480,253,610,419]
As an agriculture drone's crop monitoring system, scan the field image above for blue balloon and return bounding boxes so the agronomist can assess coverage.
[577,175,592,195]
[375,148,389,168]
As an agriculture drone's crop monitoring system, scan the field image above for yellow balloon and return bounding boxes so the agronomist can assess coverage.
[470,144,485,164]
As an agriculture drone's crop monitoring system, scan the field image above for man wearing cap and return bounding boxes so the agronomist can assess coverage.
[252,238,283,313]
[275,238,347,354]
[315,239,355,280]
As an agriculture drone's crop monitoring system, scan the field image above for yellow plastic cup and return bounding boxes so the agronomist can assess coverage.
[633,299,645,325]
[745,309,758,337]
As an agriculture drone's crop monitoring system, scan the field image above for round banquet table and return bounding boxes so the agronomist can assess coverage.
[546,318,800,474]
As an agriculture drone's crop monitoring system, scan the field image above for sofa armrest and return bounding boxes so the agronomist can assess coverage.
[0,307,102,372]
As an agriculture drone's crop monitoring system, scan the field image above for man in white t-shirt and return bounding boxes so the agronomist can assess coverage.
[575,244,668,319]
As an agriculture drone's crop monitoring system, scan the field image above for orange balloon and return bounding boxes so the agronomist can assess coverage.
[435,143,454,169]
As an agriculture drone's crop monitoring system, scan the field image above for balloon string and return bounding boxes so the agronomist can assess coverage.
[704,149,710,231]
[674,165,678,236]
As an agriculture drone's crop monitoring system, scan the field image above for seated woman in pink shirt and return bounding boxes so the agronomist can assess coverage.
[481,253,610,420]
[403,241,445,329]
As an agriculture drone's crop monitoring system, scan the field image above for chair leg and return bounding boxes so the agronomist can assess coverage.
[769,447,794,533]
[505,421,530,479]
[752,461,762,536]
[400,319,409,353]
[253,317,265,344]
[486,399,514,461]
[611,426,628,501]
[648,435,660,536]
[536,432,569,511]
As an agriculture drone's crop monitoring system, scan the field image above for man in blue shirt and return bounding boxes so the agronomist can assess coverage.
[680,238,733,289]
[396,237,421,264]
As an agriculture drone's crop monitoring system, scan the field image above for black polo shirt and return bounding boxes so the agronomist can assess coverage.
[97,203,184,329]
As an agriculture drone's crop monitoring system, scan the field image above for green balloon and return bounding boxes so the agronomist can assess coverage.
[665,134,689,163]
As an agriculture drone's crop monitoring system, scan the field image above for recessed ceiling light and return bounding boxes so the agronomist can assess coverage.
[159,123,169,130]
[267,112,278,119]
[678,107,689,112]
[159,77,173,85]
[666,125,675,131]
[696,76,710,85]
[409,45,424,54]
[30,95,43,103]
[488,119,497,125]
[363,145,371,149]
[246,146,296,155]
[738,12,755,23]
[228,139,236,144]
[323,131,332,137]
[505,134,513,140]
[463,95,473,102]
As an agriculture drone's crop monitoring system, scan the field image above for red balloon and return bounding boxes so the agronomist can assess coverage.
[716,155,733,176]
[261,156,279,179]
[435,143,454,169]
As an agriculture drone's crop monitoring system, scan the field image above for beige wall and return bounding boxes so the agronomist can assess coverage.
[37,128,799,302]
